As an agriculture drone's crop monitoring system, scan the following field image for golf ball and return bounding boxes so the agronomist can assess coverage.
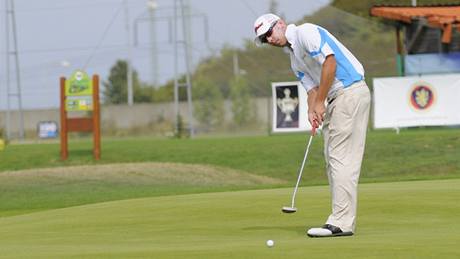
[266,239,274,247]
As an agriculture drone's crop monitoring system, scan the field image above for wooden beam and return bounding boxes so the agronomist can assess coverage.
[60,77,68,160]
[93,75,101,160]
[67,118,93,132]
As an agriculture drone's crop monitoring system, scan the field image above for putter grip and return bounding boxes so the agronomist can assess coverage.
[311,120,318,136]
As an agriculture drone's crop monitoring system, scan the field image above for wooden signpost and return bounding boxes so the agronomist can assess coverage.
[60,70,101,160]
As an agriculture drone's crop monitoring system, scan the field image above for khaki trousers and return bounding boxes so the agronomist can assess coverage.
[322,81,370,233]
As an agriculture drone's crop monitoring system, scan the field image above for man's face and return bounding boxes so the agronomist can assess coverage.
[265,20,287,47]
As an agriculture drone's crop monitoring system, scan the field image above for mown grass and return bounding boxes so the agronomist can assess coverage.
[1,128,459,183]
[0,128,459,218]
[0,179,459,258]
[0,163,284,217]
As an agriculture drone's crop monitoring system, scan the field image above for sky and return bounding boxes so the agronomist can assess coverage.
[0,0,330,110]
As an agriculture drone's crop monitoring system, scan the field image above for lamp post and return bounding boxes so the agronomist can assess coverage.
[147,0,159,88]
[124,0,134,106]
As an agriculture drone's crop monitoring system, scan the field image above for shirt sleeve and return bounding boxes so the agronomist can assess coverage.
[298,24,334,65]
[296,70,316,93]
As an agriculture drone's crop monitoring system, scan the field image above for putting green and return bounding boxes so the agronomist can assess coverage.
[0,179,459,258]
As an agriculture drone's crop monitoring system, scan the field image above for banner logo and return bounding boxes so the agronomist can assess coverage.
[409,83,435,111]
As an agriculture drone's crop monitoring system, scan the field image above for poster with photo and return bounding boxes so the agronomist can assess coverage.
[271,81,311,133]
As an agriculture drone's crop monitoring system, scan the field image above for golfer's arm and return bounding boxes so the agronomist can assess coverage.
[315,55,336,104]
[307,88,317,111]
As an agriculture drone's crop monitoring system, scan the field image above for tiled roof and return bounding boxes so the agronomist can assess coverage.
[370,5,460,43]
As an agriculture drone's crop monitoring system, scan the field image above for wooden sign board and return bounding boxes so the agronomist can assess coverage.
[60,70,101,160]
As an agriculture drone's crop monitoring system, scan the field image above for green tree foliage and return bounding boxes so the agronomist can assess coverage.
[301,6,399,83]
[229,76,252,126]
[188,3,405,96]
[112,1,458,101]
[328,0,458,80]
[135,82,154,103]
[192,76,224,128]
[103,60,158,104]
[174,115,190,138]
[103,60,130,104]
[152,82,174,103]
[153,76,190,103]
[192,46,292,99]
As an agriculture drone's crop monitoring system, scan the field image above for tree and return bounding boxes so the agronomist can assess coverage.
[229,76,252,126]
[135,82,154,103]
[151,83,174,103]
[192,76,224,129]
[159,1,454,97]
[103,60,152,104]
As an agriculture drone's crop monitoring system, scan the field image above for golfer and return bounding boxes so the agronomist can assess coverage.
[254,14,370,237]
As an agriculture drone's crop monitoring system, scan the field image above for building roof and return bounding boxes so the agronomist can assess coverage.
[370,5,460,43]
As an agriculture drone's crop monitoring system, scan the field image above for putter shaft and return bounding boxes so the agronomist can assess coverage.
[289,134,314,208]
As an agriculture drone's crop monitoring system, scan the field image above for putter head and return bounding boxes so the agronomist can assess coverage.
[281,206,297,213]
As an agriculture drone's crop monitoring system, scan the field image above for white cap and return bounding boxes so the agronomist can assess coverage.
[253,13,280,46]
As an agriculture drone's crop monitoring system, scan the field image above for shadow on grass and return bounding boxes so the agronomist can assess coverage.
[242,225,308,235]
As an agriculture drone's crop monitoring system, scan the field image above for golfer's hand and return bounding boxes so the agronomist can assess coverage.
[312,102,326,125]
[308,111,319,136]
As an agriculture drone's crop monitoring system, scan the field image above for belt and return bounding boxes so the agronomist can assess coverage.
[327,97,336,105]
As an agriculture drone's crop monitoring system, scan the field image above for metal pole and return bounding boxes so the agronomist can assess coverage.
[182,0,193,67]
[10,0,24,139]
[203,15,212,51]
[5,0,11,140]
[124,0,133,106]
[148,0,159,88]
[180,0,194,137]
[173,0,179,135]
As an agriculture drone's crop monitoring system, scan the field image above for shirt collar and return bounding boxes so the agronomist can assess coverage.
[285,24,297,49]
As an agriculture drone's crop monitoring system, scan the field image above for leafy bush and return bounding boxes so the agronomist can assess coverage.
[192,77,225,129]
[229,76,252,126]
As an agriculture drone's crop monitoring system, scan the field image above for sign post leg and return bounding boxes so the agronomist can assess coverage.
[60,77,68,160]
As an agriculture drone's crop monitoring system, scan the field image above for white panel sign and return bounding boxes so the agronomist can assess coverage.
[373,74,460,128]
[37,121,58,139]
[272,81,313,133]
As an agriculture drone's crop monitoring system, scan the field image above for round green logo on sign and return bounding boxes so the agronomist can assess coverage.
[65,70,93,96]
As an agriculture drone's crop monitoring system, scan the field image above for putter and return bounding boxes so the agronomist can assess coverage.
[282,127,316,213]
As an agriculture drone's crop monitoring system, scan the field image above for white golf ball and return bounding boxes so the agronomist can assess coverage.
[266,239,274,247]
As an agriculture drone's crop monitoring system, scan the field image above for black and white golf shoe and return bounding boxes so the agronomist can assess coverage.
[307,224,353,237]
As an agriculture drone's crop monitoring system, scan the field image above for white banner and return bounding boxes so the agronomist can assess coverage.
[373,74,460,128]
[272,81,313,133]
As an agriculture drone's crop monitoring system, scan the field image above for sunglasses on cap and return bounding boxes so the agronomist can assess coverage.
[259,21,278,43]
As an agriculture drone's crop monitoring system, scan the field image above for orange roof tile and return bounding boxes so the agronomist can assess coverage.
[371,6,460,23]
[370,5,460,43]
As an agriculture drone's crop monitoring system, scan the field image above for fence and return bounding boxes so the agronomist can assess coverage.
[0,97,272,139]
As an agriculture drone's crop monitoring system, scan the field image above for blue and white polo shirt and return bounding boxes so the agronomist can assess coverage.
[285,23,364,95]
